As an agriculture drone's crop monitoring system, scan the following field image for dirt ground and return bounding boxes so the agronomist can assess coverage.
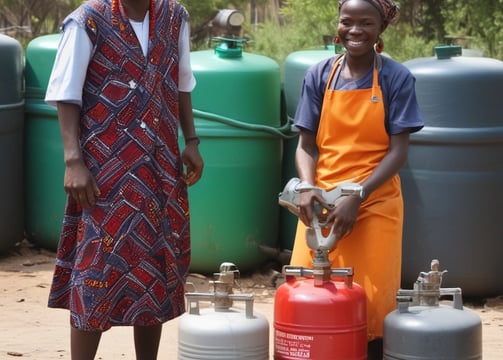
[1,240,502,359]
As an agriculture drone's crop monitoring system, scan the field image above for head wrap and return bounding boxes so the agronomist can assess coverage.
[339,0,400,26]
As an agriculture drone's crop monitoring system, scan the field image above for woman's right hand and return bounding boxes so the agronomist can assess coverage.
[64,158,101,209]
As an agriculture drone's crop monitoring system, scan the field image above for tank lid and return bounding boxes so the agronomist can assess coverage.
[212,37,247,59]
[435,45,462,59]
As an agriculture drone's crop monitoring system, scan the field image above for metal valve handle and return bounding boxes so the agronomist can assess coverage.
[283,265,354,288]
[278,177,363,253]
[185,292,255,318]
[396,287,463,313]
[183,262,255,319]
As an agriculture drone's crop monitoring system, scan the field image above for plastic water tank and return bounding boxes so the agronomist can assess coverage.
[400,45,503,296]
[0,34,24,253]
[187,39,285,273]
[24,34,64,251]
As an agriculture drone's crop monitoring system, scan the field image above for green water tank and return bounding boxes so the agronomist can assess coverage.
[0,34,25,253]
[280,47,337,250]
[24,34,64,251]
[401,46,503,297]
[187,40,283,273]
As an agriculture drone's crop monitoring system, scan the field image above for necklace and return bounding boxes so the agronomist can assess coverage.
[111,0,156,41]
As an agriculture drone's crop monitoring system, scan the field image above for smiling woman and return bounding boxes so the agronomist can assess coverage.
[336,0,398,74]
[288,0,424,358]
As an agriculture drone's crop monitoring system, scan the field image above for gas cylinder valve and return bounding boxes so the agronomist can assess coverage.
[396,259,463,311]
[179,262,269,358]
[184,262,255,318]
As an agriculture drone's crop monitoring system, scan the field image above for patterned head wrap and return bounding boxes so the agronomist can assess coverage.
[339,0,400,26]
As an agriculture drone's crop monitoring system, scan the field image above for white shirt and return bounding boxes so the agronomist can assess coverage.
[45,12,196,107]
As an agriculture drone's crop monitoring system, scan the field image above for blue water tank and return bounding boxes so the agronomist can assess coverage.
[401,46,503,297]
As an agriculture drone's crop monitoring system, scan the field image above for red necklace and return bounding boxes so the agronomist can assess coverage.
[111,0,156,41]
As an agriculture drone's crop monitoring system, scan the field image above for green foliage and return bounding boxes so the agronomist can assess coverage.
[245,0,338,66]
[244,0,502,63]
[0,0,83,47]
[382,23,439,62]
[280,0,338,33]
[442,0,503,59]
[245,22,300,71]
[178,0,221,25]
[1,0,502,61]
[179,0,250,48]
[246,0,436,64]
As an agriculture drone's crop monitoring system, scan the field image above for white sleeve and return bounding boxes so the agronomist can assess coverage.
[45,18,194,106]
[178,19,196,92]
[44,21,92,108]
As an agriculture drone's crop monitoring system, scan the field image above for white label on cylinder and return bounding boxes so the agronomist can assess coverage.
[275,329,313,358]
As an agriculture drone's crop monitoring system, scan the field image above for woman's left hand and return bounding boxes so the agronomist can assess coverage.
[325,195,362,239]
[181,143,204,186]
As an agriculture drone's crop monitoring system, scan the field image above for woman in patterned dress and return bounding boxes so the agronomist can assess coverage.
[45,0,203,358]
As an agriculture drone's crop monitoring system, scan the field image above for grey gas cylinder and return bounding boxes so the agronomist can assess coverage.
[178,263,270,359]
[401,45,503,297]
[383,259,482,360]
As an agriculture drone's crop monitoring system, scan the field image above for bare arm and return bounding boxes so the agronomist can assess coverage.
[179,91,203,186]
[360,131,410,198]
[57,102,82,165]
[295,129,318,186]
[57,102,100,209]
[295,129,326,226]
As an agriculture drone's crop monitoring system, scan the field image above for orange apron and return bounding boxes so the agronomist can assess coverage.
[290,55,403,340]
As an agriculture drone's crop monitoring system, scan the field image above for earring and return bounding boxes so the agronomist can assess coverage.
[334,36,340,44]
[375,37,384,53]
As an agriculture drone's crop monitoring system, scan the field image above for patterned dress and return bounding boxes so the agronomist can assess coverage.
[48,0,191,331]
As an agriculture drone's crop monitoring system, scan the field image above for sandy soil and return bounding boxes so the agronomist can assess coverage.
[1,240,502,359]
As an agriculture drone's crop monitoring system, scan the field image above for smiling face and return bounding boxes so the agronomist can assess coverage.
[338,0,385,58]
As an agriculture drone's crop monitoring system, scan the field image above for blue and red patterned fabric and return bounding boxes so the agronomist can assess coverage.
[48,0,191,331]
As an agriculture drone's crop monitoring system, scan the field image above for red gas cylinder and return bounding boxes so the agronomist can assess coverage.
[274,266,367,360]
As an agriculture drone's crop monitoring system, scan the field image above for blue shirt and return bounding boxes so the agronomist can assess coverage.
[294,55,424,135]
